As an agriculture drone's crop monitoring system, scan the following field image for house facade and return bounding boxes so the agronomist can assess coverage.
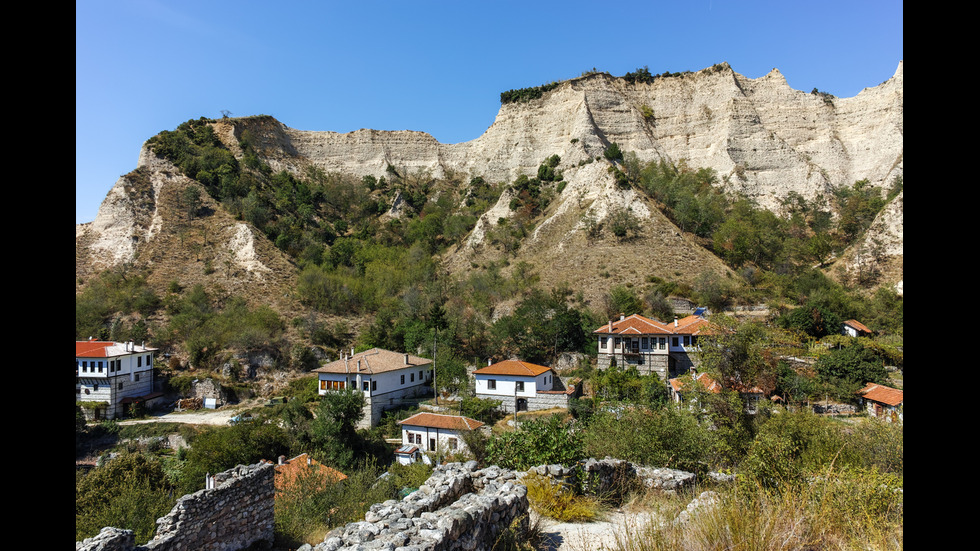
[842,319,874,338]
[857,383,903,422]
[594,313,714,379]
[397,412,484,462]
[76,339,159,420]
[313,348,433,428]
[472,359,579,413]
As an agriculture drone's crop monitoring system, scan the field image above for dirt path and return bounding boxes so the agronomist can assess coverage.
[533,509,659,551]
[117,406,243,426]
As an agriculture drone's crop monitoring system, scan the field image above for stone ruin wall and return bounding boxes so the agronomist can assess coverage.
[77,458,700,551]
[76,462,276,551]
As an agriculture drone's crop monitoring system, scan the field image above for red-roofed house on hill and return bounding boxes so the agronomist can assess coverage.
[594,313,716,379]
[857,383,903,422]
[397,412,484,461]
[313,348,433,429]
[473,359,580,413]
[842,319,874,338]
[76,339,160,420]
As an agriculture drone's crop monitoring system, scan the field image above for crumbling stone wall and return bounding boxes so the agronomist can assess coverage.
[75,462,275,551]
[309,461,528,551]
[526,457,696,501]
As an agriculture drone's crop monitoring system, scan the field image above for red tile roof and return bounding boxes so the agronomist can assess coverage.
[669,372,722,394]
[398,412,484,431]
[857,383,903,406]
[473,359,553,377]
[844,320,874,334]
[594,314,716,336]
[264,453,347,491]
[314,348,432,374]
[76,340,157,357]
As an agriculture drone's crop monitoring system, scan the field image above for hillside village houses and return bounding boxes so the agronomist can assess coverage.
[395,412,484,464]
[594,312,715,379]
[857,382,903,422]
[314,348,433,429]
[473,359,580,413]
[76,338,161,420]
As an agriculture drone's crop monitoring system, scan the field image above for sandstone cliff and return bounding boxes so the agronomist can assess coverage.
[76,61,903,307]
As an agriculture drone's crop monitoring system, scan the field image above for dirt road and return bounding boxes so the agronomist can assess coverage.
[118,406,244,426]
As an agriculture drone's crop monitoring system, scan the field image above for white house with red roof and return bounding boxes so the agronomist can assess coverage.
[396,412,484,462]
[669,369,765,413]
[472,359,579,413]
[76,339,159,420]
[594,313,715,379]
[313,348,433,428]
[842,319,874,338]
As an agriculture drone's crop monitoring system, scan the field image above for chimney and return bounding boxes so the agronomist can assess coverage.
[357,359,362,371]
[488,358,492,367]
[674,317,678,327]
[278,455,286,465]
[404,353,410,365]
[307,455,312,466]
[619,313,625,321]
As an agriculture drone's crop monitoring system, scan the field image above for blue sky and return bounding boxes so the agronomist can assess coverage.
[76,1,903,224]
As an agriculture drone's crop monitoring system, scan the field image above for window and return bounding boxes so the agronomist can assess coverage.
[117,383,123,390]
[516,381,524,392]
[322,380,346,391]
[600,337,608,349]
[137,356,142,367]
[363,381,370,391]
[419,370,423,380]
[641,337,648,349]
[134,373,140,381]
[372,380,377,391]
[448,438,458,451]
[672,337,679,347]
[488,379,497,390]
[684,336,690,346]
[659,337,666,350]
[401,375,405,385]
[411,373,415,382]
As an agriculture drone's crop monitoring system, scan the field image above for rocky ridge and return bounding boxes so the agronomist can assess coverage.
[76,61,904,309]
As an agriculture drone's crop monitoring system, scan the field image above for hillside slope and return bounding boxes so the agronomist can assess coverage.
[76,62,903,333]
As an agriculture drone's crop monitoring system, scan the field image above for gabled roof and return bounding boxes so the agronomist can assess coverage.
[314,348,432,375]
[843,319,874,335]
[398,412,484,432]
[668,372,722,394]
[594,313,716,336]
[857,383,903,407]
[473,359,553,378]
[265,453,347,491]
[76,340,158,358]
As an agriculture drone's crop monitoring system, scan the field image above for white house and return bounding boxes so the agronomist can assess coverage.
[594,313,716,379]
[842,319,874,338]
[668,369,764,413]
[313,348,433,428]
[397,412,484,462]
[76,339,159,420]
[473,359,577,413]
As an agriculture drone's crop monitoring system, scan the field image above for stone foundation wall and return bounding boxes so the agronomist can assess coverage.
[75,462,275,551]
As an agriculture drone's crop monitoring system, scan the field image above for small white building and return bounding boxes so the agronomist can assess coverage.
[473,359,576,413]
[397,412,484,461]
[842,319,874,338]
[76,339,159,420]
[314,348,433,428]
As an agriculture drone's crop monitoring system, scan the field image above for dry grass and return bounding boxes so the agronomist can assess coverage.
[524,473,606,524]
[606,470,902,551]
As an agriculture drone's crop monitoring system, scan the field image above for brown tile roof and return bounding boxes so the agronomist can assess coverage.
[265,453,347,491]
[473,359,553,377]
[844,319,874,334]
[314,348,431,375]
[669,372,722,394]
[857,383,903,406]
[594,314,717,336]
[398,412,484,431]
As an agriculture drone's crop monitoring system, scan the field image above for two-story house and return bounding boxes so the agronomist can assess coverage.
[473,359,578,413]
[314,348,433,428]
[76,339,159,420]
[593,313,714,379]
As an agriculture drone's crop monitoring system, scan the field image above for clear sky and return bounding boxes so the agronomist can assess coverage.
[76,0,903,224]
